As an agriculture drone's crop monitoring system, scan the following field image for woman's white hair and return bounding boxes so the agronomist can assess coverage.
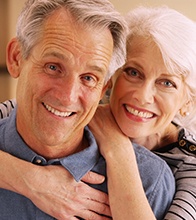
[126,6,196,131]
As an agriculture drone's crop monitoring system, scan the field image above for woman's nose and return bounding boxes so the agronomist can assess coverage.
[132,82,155,105]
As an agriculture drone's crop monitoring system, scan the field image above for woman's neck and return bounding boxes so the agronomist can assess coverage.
[130,123,179,151]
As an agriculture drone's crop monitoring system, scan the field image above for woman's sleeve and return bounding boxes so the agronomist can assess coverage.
[156,149,196,220]
[0,99,16,119]
[164,156,196,220]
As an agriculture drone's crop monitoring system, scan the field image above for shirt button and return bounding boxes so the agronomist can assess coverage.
[179,139,186,146]
[35,159,42,164]
[189,145,196,152]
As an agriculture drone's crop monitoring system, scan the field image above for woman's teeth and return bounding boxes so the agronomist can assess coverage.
[125,105,153,118]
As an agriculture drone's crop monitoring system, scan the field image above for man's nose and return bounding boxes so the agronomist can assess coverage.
[55,76,80,104]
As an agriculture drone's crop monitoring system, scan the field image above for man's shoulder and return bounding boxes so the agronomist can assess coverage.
[133,143,168,167]
[133,144,175,219]
[0,108,16,147]
[0,115,9,132]
[133,143,174,186]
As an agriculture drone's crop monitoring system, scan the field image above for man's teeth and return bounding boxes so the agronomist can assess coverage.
[44,104,72,117]
[125,105,153,118]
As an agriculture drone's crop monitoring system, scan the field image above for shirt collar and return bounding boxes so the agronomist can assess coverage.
[4,107,100,181]
[60,126,100,181]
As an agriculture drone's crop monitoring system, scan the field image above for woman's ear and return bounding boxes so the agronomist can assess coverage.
[179,100,193,117]
[6,38,22,78]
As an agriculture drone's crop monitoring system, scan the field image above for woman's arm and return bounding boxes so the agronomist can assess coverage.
[0,150,111,219]
[0,99,16,118]
[89,104,156,220]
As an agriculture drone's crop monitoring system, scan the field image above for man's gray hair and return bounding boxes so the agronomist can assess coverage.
[16,0,127,81]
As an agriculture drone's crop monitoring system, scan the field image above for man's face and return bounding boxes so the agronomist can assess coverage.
[14,9,113,157]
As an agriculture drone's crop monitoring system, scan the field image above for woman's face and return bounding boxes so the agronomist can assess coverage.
[110,37,186,139]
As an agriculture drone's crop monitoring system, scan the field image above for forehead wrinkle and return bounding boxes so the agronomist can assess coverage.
[42,27,108,61]
[43,51,66,61]
[42,50,105,75]
[43,22,113,68]
[41,11,111,76]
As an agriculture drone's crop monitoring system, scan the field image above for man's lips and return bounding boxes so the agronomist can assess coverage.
[124,104,155,119]
[43,103,75,118]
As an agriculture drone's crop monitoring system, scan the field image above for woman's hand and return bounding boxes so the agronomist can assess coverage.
[89,104,131,158]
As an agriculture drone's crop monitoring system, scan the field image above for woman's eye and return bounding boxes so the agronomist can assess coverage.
[122,67,142,82]
[124,67,139,77]
[160,80,176,88]
[164,81,172,87]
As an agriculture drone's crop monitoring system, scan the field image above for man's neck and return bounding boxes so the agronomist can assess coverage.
[21,131,89,160]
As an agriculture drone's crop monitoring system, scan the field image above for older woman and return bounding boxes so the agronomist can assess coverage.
[1,5,196,220]
[91,6,196,219]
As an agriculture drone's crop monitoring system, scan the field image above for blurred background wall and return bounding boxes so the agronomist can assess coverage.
[0,0,25,102]
[110,0,196,18]
[1,0,196,102]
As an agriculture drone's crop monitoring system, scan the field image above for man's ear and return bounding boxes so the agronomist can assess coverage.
[100,79,112,99]
[6,38,22,78]
[107,79,113,90]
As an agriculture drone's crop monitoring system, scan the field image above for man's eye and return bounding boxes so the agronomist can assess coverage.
[83,75,93,81]
[48,64,57,71]
[81,75,97,87]
[45,63,62,75]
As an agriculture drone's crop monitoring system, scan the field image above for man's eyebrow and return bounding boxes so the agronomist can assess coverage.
[43,51,65,60]
[89,65,106,74]
[43,51,106,74]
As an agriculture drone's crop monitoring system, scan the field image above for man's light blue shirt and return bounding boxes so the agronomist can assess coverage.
[0,108,175,220]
